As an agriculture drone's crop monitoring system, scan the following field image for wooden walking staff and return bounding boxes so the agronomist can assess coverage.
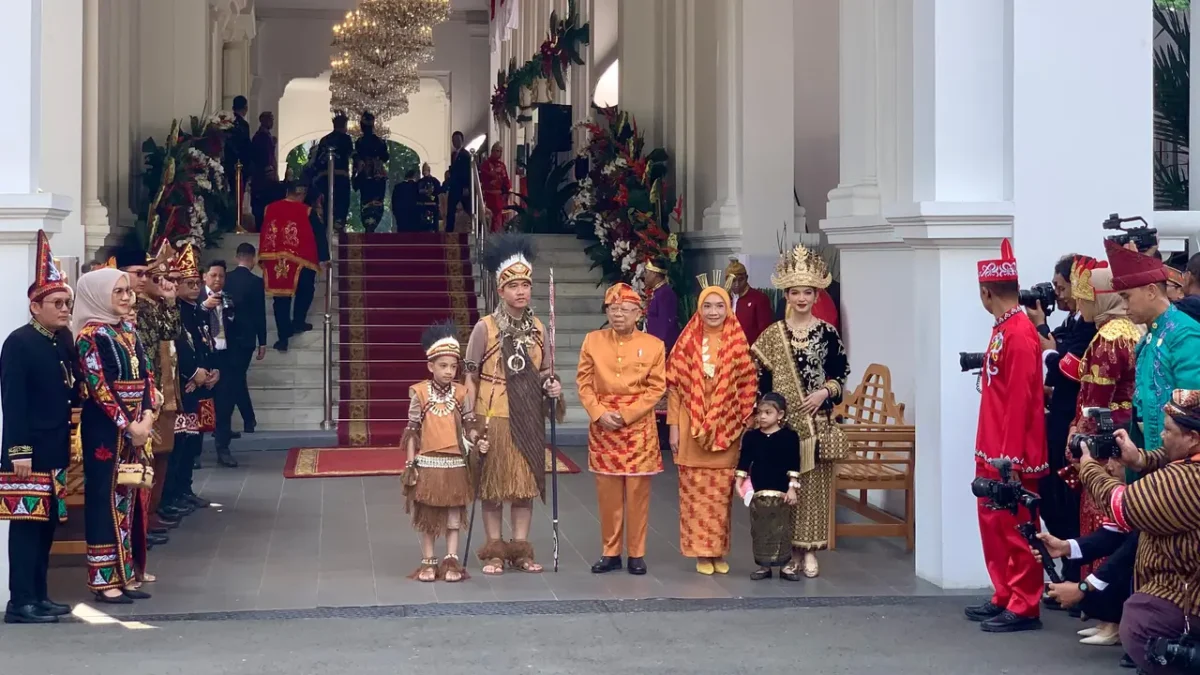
[548,267,560,572]
[463,332,501,570]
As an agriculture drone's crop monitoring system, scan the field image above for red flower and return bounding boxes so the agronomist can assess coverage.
[94,445,114,462]
[616,184,629,206]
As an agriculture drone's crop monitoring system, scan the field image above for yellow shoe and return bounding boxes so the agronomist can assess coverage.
[695,559,715,575]
[712,559,730,575]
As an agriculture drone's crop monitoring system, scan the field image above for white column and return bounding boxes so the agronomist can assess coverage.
[570,0,595,152]
[83,0,110,258]
[39,0,85,262]
[617,0,661,149]
[824,0,882,226]
[701,0,740,233]
[736,0,794,280]
[0,0,72,607]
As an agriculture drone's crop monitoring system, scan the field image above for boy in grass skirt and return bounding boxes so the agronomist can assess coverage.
[402,321,485,583]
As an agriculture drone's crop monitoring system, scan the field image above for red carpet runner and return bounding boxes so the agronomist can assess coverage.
[337,232,478,447]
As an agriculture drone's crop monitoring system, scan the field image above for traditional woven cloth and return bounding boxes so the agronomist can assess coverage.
[666,286,757,454]
[587,393,662,475]
[792,461,833,550]
[0,470,68,523]
[678,466,735,557]
[749,491,792,566]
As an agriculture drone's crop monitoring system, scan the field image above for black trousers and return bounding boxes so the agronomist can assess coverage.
[7,510,58,607]
[164,432,202,505]
[215,346,256,449]
[445,184,471,232]
[273,268,316,343]
[1079,578,1132,624]
[1038,473,1081,582]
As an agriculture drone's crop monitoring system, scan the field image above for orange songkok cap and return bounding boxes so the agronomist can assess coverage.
[604,282,641,308]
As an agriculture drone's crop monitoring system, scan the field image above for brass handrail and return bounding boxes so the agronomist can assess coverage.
[320,146,336,431]
[470,153,497,313]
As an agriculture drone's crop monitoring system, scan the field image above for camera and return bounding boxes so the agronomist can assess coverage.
[959,351,986,373]
[1147,635,1200,672]
[1103,213,1158,253]
[1018,281,1057,318]
[1067,407,1120,460]
[970,459,1062,584]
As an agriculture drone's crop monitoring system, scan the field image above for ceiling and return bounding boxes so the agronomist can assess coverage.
[253,0,489,10]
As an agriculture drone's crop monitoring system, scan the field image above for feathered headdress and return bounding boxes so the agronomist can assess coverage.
[771,238,831,291]
[482,232,536,288]
[421,320,461,361]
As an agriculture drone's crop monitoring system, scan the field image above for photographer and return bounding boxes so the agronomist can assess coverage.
[1032,254,1096,589]
[1034,528,1137,647]
[965,241,1049,633]
[1078,389,1200,673]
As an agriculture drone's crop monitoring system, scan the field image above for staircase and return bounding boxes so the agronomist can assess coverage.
[202,233,327,432]
[337,231,479,446]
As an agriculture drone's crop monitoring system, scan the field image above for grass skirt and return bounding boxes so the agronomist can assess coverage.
[411,460,470,536]
[478,417,539,503]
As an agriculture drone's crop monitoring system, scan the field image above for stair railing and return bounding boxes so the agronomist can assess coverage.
[320,146,336,431]
[470,153,497,313]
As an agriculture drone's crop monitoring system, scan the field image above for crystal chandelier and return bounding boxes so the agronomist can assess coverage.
[328,0,449,120]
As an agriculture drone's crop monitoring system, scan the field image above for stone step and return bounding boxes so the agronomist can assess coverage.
[242,404,328,430]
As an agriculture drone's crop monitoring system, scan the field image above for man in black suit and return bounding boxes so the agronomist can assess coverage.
[1029,254,1096,589]
[215,244,266,459]
[444,131,473,232]
[1036,528,1137,653]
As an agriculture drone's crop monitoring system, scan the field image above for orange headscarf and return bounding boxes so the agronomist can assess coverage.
[666,286,758,452]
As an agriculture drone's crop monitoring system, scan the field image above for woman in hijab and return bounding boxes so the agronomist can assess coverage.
[74,268,157,604]
[1060,257,1140,646]
[666,274,757,575]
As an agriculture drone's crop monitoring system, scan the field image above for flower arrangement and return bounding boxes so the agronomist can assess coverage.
[492,0,590,125]
[575,108,683,293]
[139,112,236,249]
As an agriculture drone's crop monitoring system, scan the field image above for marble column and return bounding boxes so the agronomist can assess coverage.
[83,0,110,258]
[39,0,85,262]
[617,0,661,150]
[570,0,595,152]
[0,0,73,607]
[702,0,739,234]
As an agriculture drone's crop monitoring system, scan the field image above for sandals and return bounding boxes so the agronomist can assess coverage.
[415,558,439,582]
[780,562,801,582]
[481,558,505,576]
[750,567,773,581]
[440,555,468,583]
[511,557,543,573]
[803,553,820,578]
[506,540,542,573]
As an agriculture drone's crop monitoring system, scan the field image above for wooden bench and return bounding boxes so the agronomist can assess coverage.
[828,364,916,551]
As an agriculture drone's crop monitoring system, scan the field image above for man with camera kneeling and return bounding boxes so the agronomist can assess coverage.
[1077,389,1200,674]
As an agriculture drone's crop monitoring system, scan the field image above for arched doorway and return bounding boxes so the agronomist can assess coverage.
[285,139,422,232]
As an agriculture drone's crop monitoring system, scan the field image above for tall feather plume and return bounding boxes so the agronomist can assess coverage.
[420,319,461,353]
[482,232,537,275]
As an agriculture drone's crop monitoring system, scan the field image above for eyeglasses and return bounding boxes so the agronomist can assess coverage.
[606,306,641,315]
[112,287,134,297]
[37,298,73,311]
[125,270,147,279]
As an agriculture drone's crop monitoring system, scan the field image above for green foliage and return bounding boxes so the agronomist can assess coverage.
[1156,0,1189,9]
[492,0,591,125]
[1154,4,1190,209]
[509,141,580,233]
[285,138,422,232]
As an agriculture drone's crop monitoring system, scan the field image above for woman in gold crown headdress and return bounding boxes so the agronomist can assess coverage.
[750,243,849,580]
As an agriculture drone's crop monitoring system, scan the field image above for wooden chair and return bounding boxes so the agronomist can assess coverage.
[827,364,916,551]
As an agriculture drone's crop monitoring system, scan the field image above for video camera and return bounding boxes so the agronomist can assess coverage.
[1147,634,1200,673]
[1103,213,1158,253]
[959,352,986,373]
[970,459,1062,584]
[1017,282,1057,318]
[1067,407,1120,461]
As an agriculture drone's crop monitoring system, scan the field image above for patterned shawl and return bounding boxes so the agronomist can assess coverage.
[666,286,757,452]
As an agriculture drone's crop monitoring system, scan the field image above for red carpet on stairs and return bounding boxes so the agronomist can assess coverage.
[337,232,478,447]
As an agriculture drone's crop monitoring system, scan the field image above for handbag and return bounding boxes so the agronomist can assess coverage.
[198,398,216,433]
[117,463,154,489]
[815,416,850,462]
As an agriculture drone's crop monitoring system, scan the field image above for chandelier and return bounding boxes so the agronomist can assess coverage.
[329,0,449,121]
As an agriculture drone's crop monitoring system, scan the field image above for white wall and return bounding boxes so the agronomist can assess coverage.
[592,0,618,69]
[278,73,451,179]
[794,0,840,229]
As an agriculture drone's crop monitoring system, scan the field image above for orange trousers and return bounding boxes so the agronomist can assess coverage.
[595,474,652,558]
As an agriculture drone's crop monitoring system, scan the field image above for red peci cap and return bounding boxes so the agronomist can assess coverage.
[1104,238,1169,291]
[978,239,1018,283]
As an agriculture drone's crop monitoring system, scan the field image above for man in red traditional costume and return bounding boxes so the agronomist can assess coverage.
[965,239,1048,633]
[259,182,323,353]
[724,258,774,347]
[479,142,511,233]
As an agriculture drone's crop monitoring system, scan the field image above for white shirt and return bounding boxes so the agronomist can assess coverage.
[206,285,227,351]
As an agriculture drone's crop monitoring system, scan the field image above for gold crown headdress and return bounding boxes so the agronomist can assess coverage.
[695,269,725,291]
[771,236,831,291]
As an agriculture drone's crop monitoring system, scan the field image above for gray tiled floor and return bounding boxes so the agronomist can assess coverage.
[48,447,977,616]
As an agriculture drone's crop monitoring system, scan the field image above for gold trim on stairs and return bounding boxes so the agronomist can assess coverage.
[344,242,370,446]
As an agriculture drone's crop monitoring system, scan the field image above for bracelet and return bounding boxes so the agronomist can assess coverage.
[788,481,801,490]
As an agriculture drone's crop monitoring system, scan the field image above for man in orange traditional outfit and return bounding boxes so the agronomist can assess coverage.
[479,142,511,233]
[258,182,324,353]
[667,273,757,576]
[577,283,666,575]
